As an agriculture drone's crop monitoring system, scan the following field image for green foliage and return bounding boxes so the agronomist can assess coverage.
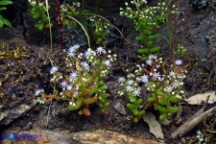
[61,2,112,47]
[118,56,186,122]
[36,45,116,116]
[177,44,187,57]
[0,0,13,28]
[120,0,177,60]
[29,0,52,31]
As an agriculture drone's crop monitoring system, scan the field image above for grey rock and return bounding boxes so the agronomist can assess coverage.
[0,100,36,125]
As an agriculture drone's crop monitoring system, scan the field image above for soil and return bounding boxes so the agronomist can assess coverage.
[0,0,216,144]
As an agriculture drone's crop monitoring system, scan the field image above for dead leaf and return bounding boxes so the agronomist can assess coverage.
[171,106,216,138]
[184,91,216,105]
[143,112,164,141]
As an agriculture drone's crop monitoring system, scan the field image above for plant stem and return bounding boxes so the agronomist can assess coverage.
[66,15,91,48]
[45,0,53,49]
[56,0,63,50]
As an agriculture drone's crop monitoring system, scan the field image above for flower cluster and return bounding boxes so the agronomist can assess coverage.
[118,55,187,121]
[120,0,177,61]
[88,16,111,45]
[60,2,80,18]
[120,1,174,26]
[117,74,144,123]
[36,44,116,116]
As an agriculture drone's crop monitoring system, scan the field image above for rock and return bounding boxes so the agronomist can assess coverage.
[113,101,127,115]
[2,129,162,144]
[0,100,36,125]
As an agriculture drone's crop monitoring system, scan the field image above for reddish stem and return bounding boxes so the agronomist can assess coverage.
[56,0,63,50]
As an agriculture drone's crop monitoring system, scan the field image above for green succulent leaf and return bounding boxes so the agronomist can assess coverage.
[35,23,44,31]
[133,117,139,123]
[132,109,139,116]
[148,97,156,102]
[0,0,13,5]
[159,113,168,121]
[146,41,153,47]
[143,29,151,35]
[158,99,167,105]
[157,105,167,113]
[0,19,3,28]
[168,106,178,114]
[0,7,7,11]
[135,35,146,41]
[1,17,12,27]
[169,96,180,102]
[150,46,160,53]
[156,91,167,97]
[148,34,160,40]
[137,48,149,54]
[68,98,83,111]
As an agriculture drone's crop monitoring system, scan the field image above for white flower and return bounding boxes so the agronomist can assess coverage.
[96,46,106,54]
[66,85,73,90]
[74,90,79,97]
[61,80,67,90]
[169,71,176,77]
[68,51,76,57]
[118,77,126,84]
[35,89,44,96]
[171,80,180,88]
[81,62,90,70]
[149,55,157,60]
[69,72,78,81]
[50,66,59,74]
[104,60,111,67]
[146,59,153,65]
[127,80,134,85]
[133,88,141,96]
[164,86,172,93]
[140,74,149,83]
[175,59,183,65]
[84,48,95,58]
[152,72,161,80]
[68,44,79,54]
[73,44,80,50]
[126,85,133,92]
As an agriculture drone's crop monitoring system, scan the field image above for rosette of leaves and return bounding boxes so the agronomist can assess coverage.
[0,0,13,28]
